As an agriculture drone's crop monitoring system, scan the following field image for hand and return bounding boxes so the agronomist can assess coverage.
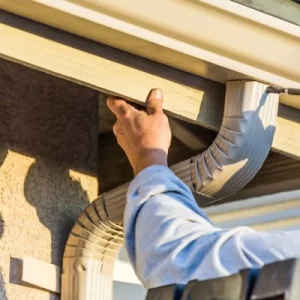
[107,89,172,175]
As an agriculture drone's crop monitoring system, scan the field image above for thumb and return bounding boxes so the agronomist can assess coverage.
[146,88,163,115]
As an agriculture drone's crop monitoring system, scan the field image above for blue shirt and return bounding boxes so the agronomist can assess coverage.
[124,166,300,289]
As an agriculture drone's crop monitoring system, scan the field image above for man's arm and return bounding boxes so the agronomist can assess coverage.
[125,165,300,288]
[107,89,300,289]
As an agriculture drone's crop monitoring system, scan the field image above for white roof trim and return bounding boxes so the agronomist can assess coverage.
[1,0,300,109]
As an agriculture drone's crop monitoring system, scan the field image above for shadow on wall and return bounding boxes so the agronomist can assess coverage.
[24,161,90,266]
[0,145,8,299]
[0,211,8,300]
[0,57,99,299]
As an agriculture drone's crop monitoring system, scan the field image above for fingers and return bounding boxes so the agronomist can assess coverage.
[146,88,163,115]
[106,97,136,118]
[107,89,163,117]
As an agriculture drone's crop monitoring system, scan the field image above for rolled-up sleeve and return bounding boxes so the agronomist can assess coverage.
[124,166,300,289]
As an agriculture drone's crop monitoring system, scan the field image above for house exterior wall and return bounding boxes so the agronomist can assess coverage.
[0,59,99,299]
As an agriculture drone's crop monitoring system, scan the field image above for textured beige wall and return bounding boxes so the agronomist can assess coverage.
[0,59,99,299]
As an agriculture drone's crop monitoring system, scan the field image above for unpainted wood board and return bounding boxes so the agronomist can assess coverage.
[216,152,300,203]
[0,11,299,160]
[3,0,300,104]
[0,11,224,126]
[247,152,300,187]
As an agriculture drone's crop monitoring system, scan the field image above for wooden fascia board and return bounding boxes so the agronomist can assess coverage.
[1,0,300,110]
[0,10,300,160]
[216,153,300,203]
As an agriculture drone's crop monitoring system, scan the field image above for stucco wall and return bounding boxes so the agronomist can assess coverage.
[0,58,99,299]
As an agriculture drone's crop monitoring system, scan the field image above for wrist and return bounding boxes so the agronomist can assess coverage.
[133,149,168,175]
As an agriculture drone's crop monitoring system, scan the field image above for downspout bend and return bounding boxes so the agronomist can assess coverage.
[61,81,279,299]
[174,80,279,199]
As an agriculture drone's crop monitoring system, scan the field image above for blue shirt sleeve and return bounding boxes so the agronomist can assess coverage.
[124,165,300,289]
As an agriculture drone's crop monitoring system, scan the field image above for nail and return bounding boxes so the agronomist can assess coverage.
[152,88,163,100]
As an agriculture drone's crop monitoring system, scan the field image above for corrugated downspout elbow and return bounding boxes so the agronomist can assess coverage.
[61,81,279,299]
[174,80,279,198]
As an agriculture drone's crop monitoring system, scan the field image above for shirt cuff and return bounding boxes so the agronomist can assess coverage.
[127,165,174,197]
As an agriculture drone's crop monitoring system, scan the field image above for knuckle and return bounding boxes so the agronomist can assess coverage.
[113,122,125,137]
[121,111,131,120]
[112,123,119,134]
[118,104,129,116]
[148,107,156,115]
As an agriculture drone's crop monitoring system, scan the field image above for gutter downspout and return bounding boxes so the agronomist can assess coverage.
[61,81,279,299]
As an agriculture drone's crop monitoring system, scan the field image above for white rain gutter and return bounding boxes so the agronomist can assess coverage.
[207,189,300,230]
[0,0,300,110]
[61,81,279,299]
